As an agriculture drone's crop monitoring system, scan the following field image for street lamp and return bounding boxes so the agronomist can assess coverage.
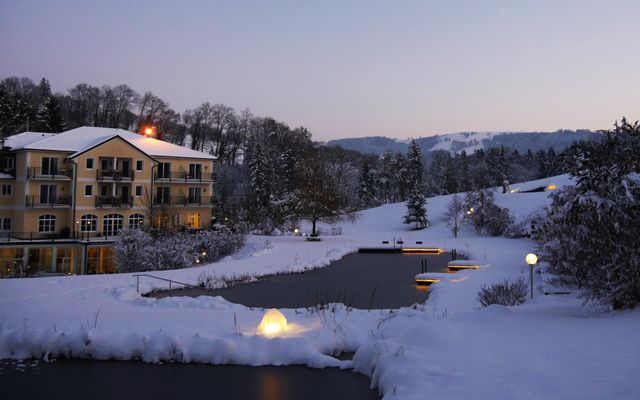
[525,253,538,299]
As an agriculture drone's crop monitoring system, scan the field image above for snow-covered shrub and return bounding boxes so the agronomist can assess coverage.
[114,229,245,272]
[464,189,513,236]
[503,221,526,239]
[113,228,153,272]
[477,277,528,307]
[538,118,640,309]
[191,229,245,263]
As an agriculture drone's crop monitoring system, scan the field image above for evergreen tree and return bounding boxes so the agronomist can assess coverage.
[406,139,424,191]
[403,189,428,230]
[538,118,640,309]
[35,95,66,132]
[357,158,378,208]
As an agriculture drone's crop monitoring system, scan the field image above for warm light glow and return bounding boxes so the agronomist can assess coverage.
[546,184,557,190]
[526,253,538,265]
[448,265,481,271]
[294,228,299,233]
[401,248,443,253]
[469,207,474,212]
[195,258,200,264]
[201,251,207,256]
[143,126,156,136]
[415,278,440,285]
[258,309,288,336]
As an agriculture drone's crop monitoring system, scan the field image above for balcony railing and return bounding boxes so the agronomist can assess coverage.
[153,195,213,206]
[25,195,72,207]
[154,171,213,182]
[27,167,73,179]
[0,230,122,242]
[97,169,134,181]
[95,195,134,208]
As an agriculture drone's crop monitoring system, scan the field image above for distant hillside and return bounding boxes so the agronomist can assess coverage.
[327,130,602,155]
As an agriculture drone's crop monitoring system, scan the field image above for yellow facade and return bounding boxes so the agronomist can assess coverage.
[0,132,215,277]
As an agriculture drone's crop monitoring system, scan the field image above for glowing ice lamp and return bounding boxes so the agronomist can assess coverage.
[258,309,288,336]
[546,184,557,190]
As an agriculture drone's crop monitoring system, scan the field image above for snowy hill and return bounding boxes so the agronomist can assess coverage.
[2,173,639,400]
[328,130,601,155]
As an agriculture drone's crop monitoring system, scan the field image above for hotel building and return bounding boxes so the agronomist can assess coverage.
[0,127,215,277]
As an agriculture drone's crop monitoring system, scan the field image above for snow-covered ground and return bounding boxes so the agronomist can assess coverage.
[1,174,639,399]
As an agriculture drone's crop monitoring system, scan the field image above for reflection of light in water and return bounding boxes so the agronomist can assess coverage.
[451,276,469,282]
[257,371,291,400]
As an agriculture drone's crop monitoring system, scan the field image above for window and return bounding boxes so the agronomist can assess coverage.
[100,185,109,197]
[40,185,57,204]
[84,185,93,196]
[1,184,11,196]
[1,217,11,231]
[38,214,56,232]
[135,185,143,197]
[86,158,94,169]
[42,157,58,175]
[188,163,202,179]
[129,214,144,229]
[103,214,124,236]
[188,187,201,203]
[156,186,170,204]
[80,214,97,232]
[157,162,171,179]
[187,212,201,229]
[136,160,143,171]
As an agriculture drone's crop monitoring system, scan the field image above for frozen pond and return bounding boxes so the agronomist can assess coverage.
[153,252,458,309]
[1,358,378,400]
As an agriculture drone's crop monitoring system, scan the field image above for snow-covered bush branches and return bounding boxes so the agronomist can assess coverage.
[464,188,513,236]
[477,277,528,307]
[538,118,640,309]
[114,229,245,273]
[442,194,465,237]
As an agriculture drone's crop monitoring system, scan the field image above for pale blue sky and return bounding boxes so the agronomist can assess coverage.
[1,0,638,140]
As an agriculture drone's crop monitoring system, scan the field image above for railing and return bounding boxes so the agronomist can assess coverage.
[133,274,200,293]
[154,171,213,182]
[95,195,133,208]
[0,230,122,242]
[27,167,73,179]
[97,169,134,181]
[1,231,71,241]
[25,195,72,207]
[153,195,213,206]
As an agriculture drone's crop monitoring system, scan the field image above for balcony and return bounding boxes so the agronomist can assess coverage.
[27,167,73,180]
[154,171,213,183]
[95,196,133,208]
[153,195,213,207]
[97,169,134,181]
[25,195,72,207]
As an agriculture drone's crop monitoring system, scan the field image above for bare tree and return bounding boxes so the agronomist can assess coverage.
[443,194,466,238]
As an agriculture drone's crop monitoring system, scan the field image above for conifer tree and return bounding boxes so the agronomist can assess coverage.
[357,158,378,208]
[403,189,428,230]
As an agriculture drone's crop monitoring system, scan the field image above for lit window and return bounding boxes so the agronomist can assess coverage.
[80,214,97,232]
[129,214,144,229]
[187,212,201,229]
[38,214,56,232]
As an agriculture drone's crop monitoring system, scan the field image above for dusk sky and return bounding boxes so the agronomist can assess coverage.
[1,0,639,141]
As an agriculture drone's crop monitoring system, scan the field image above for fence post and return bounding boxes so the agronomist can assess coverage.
[136,275,140,293]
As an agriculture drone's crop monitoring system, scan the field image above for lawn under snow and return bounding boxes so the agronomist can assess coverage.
[1,174,639,399]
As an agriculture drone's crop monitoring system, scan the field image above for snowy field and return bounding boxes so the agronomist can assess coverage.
[1,174,639,399]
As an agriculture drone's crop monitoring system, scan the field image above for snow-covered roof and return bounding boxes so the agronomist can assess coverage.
[3,131,57,150]
[5,127,215,160]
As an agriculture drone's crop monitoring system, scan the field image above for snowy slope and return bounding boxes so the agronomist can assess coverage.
[328,130,601,155]
[1,173,638,400]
